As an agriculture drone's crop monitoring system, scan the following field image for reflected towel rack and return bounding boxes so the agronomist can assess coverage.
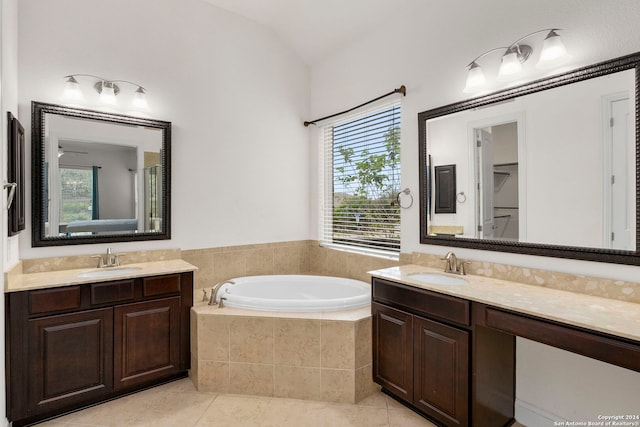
[4,182,17,210]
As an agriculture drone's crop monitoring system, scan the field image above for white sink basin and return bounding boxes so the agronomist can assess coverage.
[408,272,468,285]
[78,267,143,278]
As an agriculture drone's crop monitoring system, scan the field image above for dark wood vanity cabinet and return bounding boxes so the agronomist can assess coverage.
[372,303,414,401]
[372,278,514,427]
[6,272,193,426]
[27,308,114,414]
[114,297,181,390]
[373,302,469,425]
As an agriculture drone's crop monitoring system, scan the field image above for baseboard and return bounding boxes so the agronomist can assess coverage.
[515,399,562,427]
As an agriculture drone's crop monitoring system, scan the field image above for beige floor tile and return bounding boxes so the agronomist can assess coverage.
[384,393,409,410]
[32,421,72,427]
[320,404,390,427]
[31,378,473,427]
[260,398,326,427]
[355,390,389,408]
[388,408,437,427]
[195,394,271,426]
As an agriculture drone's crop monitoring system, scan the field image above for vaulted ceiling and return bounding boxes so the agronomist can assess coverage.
[202,0,424,65]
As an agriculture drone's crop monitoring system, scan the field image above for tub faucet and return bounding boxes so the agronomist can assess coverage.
[442,251,468,275]
[209,280,236,307]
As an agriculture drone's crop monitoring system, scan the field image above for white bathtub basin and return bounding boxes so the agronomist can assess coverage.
[408,272,468,285]
[78,267,143,278]
[216,275,370,312]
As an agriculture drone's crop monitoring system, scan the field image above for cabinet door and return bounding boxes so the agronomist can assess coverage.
[413,316,469,427]
[28,308,113,413]
[114,297,181,390]
[372,302,414,402]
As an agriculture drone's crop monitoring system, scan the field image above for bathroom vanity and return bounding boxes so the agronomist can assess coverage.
[4,261,195,427]
[370,265,640,427]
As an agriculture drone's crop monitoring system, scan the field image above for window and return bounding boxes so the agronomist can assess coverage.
[59,167,94,223]
[321,103,401,254]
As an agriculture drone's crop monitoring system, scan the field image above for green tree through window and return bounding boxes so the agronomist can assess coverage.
[326,104,401,252]
[60,168,93,223]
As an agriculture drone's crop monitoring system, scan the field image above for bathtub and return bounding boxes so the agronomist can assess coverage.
[213,274,371,312]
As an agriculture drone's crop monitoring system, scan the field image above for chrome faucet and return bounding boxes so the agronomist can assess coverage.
[442,251,468,275]
[209,280,236,307]
[91,248,125,268]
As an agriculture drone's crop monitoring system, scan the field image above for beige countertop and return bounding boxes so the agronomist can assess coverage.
[5,259,197,293]
[369,264,640,342]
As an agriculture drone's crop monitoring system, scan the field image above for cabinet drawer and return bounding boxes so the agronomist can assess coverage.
[29,286,81,315]
[91,280,135,305]
[142,274,181,297]
[373,278,469,326]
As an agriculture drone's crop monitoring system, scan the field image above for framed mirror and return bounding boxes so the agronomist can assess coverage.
[32,101,171,247]
[419,52,639,265]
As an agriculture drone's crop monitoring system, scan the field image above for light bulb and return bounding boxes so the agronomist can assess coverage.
[463,62,486,93]
[99,82,117,105]
[63,76,83,101]
[132,86,148,110]
[537,30,568,68]
[498,49,522,79]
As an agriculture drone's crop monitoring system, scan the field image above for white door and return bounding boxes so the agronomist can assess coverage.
[476,128,495,239]
[608,97,630,250]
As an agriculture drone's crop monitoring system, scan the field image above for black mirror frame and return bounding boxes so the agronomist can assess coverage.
[418,52,640,265]
[31,101,172,247]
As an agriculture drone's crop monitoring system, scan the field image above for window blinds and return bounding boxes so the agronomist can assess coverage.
[321,103,401,254]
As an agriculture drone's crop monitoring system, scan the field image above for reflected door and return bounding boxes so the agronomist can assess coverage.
[476,129,495,239]
[608,96,631,250]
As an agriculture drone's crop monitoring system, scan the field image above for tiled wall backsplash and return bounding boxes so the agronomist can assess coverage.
[19,248,182,273]
[11,241,639,304]
[409,252,640,304]
[184,241,639,304]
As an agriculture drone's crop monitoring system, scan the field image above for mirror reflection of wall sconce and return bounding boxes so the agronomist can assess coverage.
[63,74,149,110]
[464,29,569,93]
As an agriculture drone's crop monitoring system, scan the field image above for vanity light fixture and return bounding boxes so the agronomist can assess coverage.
[62,74,149,110]
[463,29,569,93]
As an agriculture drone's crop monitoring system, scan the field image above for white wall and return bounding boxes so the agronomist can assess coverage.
[18,0,310,258]
[309,0,640,423]
[1,0,19,423]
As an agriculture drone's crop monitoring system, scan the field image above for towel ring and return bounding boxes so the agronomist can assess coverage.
[396,188,414,209]
[456,191,467,203]
[4,182,17,210]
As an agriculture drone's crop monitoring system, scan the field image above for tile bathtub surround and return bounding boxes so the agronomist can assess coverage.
[182,241,312,290]
[191,304,377,404]
[183,240,400,290]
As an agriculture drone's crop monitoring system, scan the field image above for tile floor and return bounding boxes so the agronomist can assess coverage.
[34,378,437,427]
[35,378,527,427]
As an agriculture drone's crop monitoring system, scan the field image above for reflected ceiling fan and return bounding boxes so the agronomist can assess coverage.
[58,145,88,158]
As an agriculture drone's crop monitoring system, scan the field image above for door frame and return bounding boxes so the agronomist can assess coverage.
[467,112,527,241]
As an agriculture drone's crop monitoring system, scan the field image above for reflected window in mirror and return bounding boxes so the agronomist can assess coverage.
[32,102,171,247]
[418,52,639,265]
